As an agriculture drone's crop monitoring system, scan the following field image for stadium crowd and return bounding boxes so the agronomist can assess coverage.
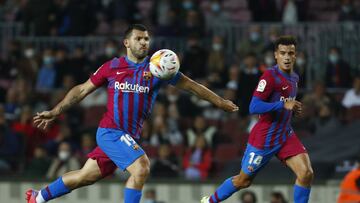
[0,0,360,181]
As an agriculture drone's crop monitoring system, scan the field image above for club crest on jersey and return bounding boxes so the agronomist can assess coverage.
[143,71,152,80]
[256,79,266,92]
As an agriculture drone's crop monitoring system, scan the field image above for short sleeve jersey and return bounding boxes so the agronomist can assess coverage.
[90,56,181,139]
[249,65,299,149]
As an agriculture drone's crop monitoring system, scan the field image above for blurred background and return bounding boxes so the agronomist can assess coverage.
[0,0,360,202]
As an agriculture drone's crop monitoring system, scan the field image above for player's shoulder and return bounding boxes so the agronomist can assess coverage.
[291,71,300,82]
[261,67,278,80]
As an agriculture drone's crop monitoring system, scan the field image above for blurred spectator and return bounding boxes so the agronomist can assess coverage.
[338,0,360,22]
[259,50,275,73]
[239,190,257,203]
[181,35,208,79]
[76,133,96,165]
[205,0,229,32]
[36,48,57,93]
[263,26,281,53]
[4,88,21,120]
[140,121,153,145]
[337,158,360,203]
[17,44,40,84]
[23,146,51,177]
[23,0,57,35]
[207,35,226,88]
[46,141,80,179]
[151,0,180,27]
[0,109,22,173]
[238,53,261,117]
[183,135,212,180]
[294,51,309,88]
[67,46,90,83]
[237,25,265,59]
[302,82,333,118]
[54,46,71,88]
[342,76,360,108]
[325,47,352,88]
[95,39,119,68]
[248,0,279,22]
[143,188,165,203]
[151,143,180,178]
[181,9,205,38]
[282,0,298,24]
[186,116,217,147]
[150,114,183,146]
[80,88,107,108]
[270,191,288,203]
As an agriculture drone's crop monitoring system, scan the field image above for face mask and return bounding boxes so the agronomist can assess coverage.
[211,3,221,12]
[182,1,193,10]
[296,58,305,66]
[43,56,54,65]
[167,95,178,102]
[58,150,70,161]
[328,54,339,64]
[264,56,274,66]
[212,43,222,51]
[342,5,351,13]
[250,32,260,42]
[105,47,116,56]
[24,49,35,59]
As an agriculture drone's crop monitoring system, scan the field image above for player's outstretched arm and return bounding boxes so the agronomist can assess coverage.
[175,73,239,112]
[33,79,97,129]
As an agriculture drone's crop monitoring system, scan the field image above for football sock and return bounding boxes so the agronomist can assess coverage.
[124,188,142,203]
[39,177,71,202]
[210,177,238,203]
[35,191,46,203]
[294,184,311,203]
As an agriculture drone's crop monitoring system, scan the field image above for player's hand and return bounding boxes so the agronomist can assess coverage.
[220,99,239,112]
[294,102,303,118]
[33,111,57,130]
[283,100,302,111]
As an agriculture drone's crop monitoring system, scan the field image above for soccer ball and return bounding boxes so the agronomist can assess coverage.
[149,49,180,80]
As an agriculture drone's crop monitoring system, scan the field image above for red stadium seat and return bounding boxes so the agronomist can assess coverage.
[347,106,360,121]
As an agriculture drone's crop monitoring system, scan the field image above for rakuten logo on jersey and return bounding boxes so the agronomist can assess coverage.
[114,81,149,93]
[280,96,296,102]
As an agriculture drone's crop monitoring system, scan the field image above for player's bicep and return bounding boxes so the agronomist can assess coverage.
[253,72,275,100]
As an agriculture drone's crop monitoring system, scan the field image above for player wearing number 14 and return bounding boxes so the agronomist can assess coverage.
[201,36,314,203]
[26,24,238,203]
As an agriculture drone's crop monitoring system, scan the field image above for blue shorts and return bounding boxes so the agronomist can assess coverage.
[96,127,145,170]
[241,143,281,176]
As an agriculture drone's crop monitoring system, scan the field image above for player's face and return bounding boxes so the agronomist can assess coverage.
[274,44,296,73]
[124,30,150,59]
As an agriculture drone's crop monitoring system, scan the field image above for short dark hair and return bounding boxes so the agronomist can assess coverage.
[274,35,297,50]
[124,24,148,39]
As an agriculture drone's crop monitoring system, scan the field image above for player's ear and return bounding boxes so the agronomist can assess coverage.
[123,39,129,48]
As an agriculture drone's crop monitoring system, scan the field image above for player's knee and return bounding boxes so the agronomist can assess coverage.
[134,158,151,180]
[297,167,314,184]
[232,175,252,189]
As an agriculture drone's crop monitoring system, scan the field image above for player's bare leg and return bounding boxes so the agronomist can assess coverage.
[123,154,150,203]
[26,158,103,203]
[201,170,254,203]
[286,153,314,203]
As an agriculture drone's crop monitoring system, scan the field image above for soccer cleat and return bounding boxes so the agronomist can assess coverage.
[25,189,38,203]
[201,196,210,203]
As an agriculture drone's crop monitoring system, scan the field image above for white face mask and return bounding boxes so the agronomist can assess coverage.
[212,43,222,51]
[24,49,35,59]
[264,56,274,66]
[58,151,70,161]
[250,32,260,42]
[105,47,116,56]
[296,58,305,66]
[329,54,339,64]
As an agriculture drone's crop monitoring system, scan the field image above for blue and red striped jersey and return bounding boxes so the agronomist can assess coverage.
[249,65,299,149]
[90,56,181,139]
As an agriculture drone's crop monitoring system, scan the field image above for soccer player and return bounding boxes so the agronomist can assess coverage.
[26,24,239,203]
[201,36,314,203]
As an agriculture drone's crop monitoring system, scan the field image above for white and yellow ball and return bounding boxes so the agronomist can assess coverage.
[149,49,180,80]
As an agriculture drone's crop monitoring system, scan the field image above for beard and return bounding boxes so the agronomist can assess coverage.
[130,46,148,60]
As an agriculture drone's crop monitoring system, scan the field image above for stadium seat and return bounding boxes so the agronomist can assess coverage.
[346,106,360,121]
[214,143,240,162]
